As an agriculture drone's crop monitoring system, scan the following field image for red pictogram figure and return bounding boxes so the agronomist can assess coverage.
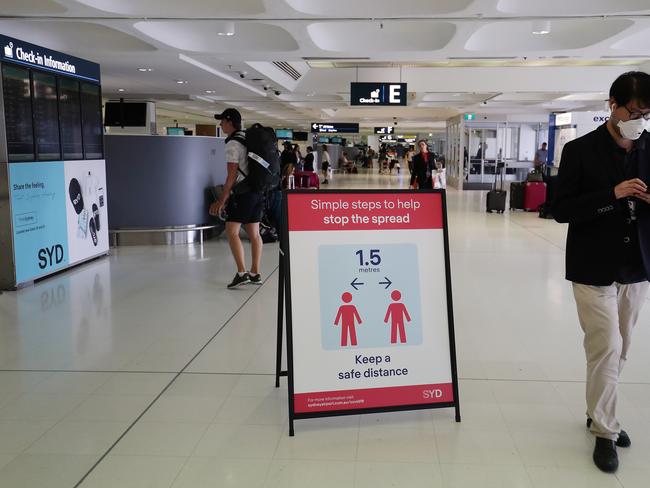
[334,292,363,347]
[384,290,411,344]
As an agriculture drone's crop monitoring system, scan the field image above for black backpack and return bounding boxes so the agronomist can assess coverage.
[227,123,281,193]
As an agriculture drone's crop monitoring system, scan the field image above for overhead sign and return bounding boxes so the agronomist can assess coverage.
[463,113,476,121]
[311,122,359,134]
[283,190,460,429]
[554,112,573,126]
[351,83,407,106]
[374,127,395,134]
[1,34,101,83]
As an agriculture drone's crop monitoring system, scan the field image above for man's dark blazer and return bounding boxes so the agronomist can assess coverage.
[553,124,650,285]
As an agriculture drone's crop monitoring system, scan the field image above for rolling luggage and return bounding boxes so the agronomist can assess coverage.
[486,163,506,214]
[293,171,320,189]
[510,182,526,210]
[538,175,558,219]
[524,181,546,212]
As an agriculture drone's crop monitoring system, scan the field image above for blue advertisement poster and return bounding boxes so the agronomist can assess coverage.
[9,162,69,283]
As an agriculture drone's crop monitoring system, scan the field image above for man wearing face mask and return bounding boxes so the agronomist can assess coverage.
[554,71,650,473]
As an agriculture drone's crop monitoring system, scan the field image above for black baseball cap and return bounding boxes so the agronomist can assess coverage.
[214,108,241,124]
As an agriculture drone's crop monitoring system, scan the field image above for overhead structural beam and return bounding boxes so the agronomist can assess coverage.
[179,53,268,97]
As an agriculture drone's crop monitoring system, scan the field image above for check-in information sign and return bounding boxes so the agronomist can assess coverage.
[285,191,459,419]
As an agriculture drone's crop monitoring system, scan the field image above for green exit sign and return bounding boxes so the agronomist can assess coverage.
[464,113,476,120]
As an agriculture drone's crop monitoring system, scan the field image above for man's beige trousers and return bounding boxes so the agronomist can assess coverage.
[572,282,648,440]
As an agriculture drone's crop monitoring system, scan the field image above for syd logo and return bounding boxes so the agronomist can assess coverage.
[38,244,64,270]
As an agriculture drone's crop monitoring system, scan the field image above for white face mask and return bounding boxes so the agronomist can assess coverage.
[617,117,647,140]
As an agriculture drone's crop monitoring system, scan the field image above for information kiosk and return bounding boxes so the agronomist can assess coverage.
[0,35,107,289]
[278,190,460,435]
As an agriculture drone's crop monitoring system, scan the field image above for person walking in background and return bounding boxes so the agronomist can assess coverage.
[321,146,330,184]
[209,108,264,288]
[553,71,650,473]
[534,142,548,173]
[409,140,434,189]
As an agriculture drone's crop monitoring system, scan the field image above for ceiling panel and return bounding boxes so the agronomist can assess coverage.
[0,21,156,53]
[1,0,66,15]
[286,0,473,16]
[308,21,456,52]
[465,19,634,52]
[422,92,495,103]
[75,0,266,16]
[612,28,650,52]
[134,21,299,52]
[497,0,650,16]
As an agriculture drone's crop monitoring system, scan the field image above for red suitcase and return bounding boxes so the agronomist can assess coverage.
[293,171,320,189]
[524,182,546,211]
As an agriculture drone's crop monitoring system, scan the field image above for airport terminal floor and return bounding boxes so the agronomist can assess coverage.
[2,170,650,488]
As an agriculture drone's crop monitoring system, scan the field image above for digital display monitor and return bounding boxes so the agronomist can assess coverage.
[167,127,185,136]
[293,131,308,141]
[80,83,103,159]
[58,77,83,159]
[330,136,342,144]
[275,128,293,140]
[104,101,147,127]
[318,136,329,143]
[32,71,61,160]
[2,65,34,161]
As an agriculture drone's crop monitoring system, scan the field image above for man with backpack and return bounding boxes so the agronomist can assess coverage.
[210,108,278,288]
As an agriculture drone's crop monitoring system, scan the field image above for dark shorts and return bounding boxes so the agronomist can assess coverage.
[226,192,264,224]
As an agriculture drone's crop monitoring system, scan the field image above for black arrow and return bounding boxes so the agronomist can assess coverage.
[379,277,392,289]
[350,278,365,290]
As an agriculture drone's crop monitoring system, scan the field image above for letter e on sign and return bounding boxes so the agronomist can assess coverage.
[389,85,401,104]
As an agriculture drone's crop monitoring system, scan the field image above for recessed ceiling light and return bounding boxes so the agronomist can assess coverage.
[175,80,188,84]
[118,88,125,92]
[532,20,551,35]
[137,67,153,72]
[205,90,216,94]
[216,21,235,37]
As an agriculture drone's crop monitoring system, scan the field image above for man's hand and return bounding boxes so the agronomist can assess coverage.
[209,199,225,217]
[635,192,650,205]
[614,178,648,199]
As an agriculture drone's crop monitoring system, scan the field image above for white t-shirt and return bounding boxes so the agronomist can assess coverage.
[225,131,248,183]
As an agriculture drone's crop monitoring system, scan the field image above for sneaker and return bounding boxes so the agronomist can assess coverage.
[586,418,630,447]
[321,179,328,184]
[593,437,618,473]
[227,272,250,289]
[249,273,262,285]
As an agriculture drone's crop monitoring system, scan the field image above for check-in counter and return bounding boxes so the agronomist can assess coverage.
[105,134,227,245]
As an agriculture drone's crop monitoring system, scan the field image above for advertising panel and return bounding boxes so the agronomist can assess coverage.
[284,191,459,420]
[9,162,69,283]
[64,159,109,262]
[8,160,108,285]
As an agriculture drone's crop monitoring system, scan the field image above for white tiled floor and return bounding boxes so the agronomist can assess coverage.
[1,169,650,487]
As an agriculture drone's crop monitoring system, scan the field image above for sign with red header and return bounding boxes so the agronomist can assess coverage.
[283,190,459,428]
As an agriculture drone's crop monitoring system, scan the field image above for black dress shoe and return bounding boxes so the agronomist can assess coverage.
[586,418,631,448]
[593,437,618,473]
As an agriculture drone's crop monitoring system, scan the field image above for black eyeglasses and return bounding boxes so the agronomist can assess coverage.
[622,105,650,121]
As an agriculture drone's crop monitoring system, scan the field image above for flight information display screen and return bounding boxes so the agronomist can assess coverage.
[32,71,61,160]
[2,64,34,161]
[58,77,83,160]
[81,82,103,159]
